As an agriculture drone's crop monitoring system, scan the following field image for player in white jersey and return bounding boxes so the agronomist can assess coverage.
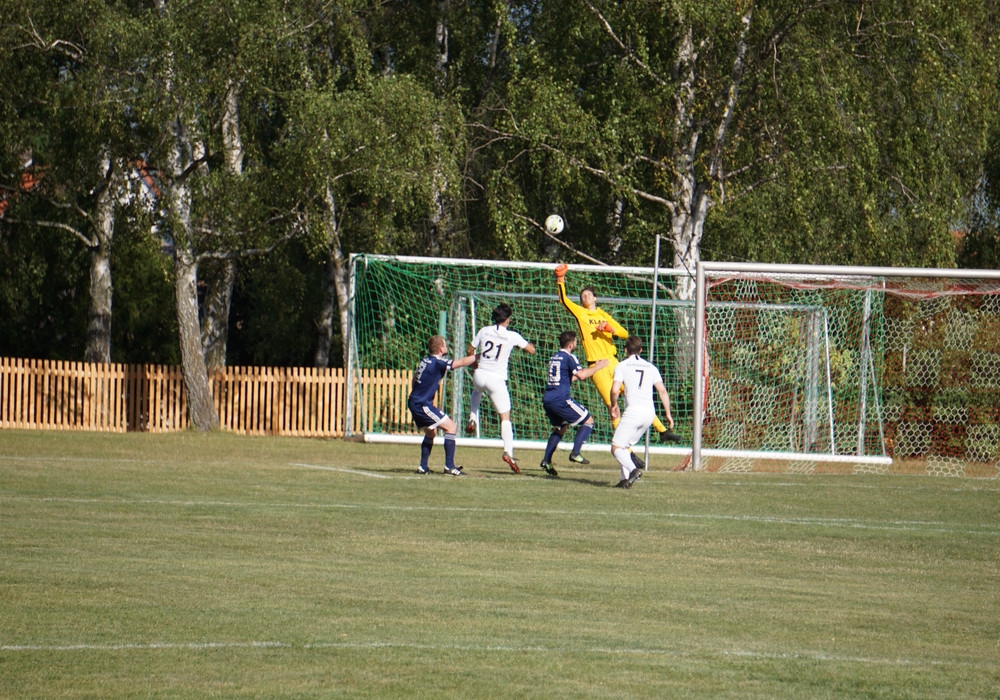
[465,302,536,473]
[608,335,674,488]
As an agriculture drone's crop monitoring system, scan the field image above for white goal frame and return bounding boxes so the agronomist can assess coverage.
[691,261,1000,472]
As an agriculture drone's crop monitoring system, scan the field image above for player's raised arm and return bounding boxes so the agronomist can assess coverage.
[555,264,584,313]
[451,353,479,369]
[573,358,607,382]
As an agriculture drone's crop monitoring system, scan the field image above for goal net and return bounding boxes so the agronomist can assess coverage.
[693,263,1000,477]
[346,255,693,454]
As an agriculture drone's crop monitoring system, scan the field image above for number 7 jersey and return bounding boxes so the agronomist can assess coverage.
[612,354,663,415]
[470,324,530,380]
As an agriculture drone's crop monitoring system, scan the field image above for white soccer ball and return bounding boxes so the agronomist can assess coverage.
[545,214,565,234]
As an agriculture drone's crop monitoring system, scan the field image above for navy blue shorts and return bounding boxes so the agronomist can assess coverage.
[409,401,448,430]
[543,398,591,428]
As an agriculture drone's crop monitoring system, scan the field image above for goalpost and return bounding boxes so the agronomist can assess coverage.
[692,262,1000,476]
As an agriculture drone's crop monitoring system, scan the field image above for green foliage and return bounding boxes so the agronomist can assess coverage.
[110,224,178,365]
[1,0,999,365]
[277,73,465,257]
[228,240,325,367]
[705,1,998,267]
[0,223,89,360]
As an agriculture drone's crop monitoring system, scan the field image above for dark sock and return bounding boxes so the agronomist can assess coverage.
[572,424,593,455]
[444,433,457,468]
[543,431,562,463]
[420,436,433,468]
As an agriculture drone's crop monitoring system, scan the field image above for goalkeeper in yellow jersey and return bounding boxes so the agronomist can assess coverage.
[555,264,681,443]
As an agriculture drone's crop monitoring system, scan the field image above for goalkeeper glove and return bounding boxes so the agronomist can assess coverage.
[596,321,612,333]
[554,264,568,283]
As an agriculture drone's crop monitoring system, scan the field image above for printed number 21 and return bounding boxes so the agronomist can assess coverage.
[482,340,503,359]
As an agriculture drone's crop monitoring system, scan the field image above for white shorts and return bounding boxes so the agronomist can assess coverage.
[473,371,512,414]
[612,409,654,448]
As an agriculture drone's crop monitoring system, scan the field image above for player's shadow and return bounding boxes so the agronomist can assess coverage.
[395,465,619,486]
[494,469,617,487]
[561,475,619,487]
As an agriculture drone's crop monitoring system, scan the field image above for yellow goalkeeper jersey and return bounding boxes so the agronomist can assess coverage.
[557,280,628,362]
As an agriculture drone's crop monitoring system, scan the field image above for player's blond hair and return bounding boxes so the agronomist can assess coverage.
[427,335,446,354]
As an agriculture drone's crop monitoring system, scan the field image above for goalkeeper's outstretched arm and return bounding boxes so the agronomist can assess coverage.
[555,265,585,317]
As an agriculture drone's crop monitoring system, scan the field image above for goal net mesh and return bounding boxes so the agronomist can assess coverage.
[702,272,1000,477]
[347,255,691,449]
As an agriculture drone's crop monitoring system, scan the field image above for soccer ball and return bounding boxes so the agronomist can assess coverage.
[545,214,564,234]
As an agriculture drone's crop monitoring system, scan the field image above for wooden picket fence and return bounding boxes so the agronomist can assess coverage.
[0,357,418,437]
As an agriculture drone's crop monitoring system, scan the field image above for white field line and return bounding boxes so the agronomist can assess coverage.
[0,455,234,466]
[1,491,996,537]
[292,463,412,479]
[1,641,285,651]
[0,639,994,670]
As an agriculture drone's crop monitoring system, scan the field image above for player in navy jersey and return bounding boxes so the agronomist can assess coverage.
[408,335,478,475]
[539,330,608,476]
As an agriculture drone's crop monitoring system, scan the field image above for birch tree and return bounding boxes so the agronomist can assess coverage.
[278,76,463,368]
[138,0,301,428]
[469,1,998,288]
[0,0,134,362]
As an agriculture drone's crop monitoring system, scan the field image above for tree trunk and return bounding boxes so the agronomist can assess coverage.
[198,79,244,371]
[332,252,351,370]
[666,6,749,301]
[155,0,218,429]
[669,188,708,302]
[426,2,452,256]
[201,258,235,371]
[84,157,117,363]
[314,184,351,368]
[175,246,219,430]
[660,10,749,378]
[314,242,351,369]
[164,120,218,430]
[669,161,710,380]
[314,254,337,368]
[84,239,113,364]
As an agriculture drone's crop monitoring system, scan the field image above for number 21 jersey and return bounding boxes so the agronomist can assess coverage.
[470,324,529,380]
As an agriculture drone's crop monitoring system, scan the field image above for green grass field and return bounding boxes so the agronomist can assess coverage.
[1,430,998,698]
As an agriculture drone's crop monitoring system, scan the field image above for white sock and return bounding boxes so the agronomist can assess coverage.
[501,419,514,455]
[469,390,482,424]
[613,447,633,480]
